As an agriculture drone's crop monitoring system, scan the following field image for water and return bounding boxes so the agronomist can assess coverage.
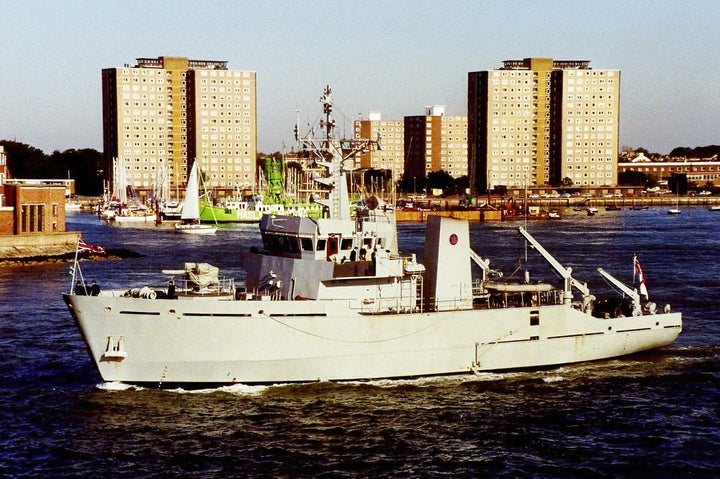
[1,207,719,477]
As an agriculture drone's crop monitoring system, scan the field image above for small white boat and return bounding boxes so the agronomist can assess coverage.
[65,200,83,211]
[668,190,681,215]
[175,222,217,234]
[162,201,184,220]
[708,205,720,211]
[175,162,217,235]
[112,209,156,222]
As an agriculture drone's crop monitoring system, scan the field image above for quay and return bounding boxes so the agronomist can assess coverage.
[394,195,720,223]
[0,232,81,261]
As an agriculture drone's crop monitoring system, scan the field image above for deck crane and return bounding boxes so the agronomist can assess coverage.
[596,268,650,316]
[469,248,501,283]
[518,227,594,311]
[469,248,503,298]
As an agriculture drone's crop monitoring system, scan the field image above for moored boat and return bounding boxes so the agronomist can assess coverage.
[175,162,217,235]
[199,198,264,223]
[199,196,323,223]
[111,207,156,222]
[161,201,183,221]
[668,190,681,215]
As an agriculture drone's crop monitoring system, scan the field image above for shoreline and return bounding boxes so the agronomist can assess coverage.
[0,249,141,266]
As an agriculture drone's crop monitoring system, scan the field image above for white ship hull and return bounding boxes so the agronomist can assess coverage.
[63,293,681,386]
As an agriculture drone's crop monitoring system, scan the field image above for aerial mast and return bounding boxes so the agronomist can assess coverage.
[295,85,379,221]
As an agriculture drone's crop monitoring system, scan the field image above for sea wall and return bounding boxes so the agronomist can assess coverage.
[0,232,81,260]
[395,210,503,223]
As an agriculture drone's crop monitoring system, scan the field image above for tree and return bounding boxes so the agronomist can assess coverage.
[453,175,470,195]
[426,170,454,194]
[617,170,658,188]
[0,140,51,179]
[669,145,720,158]
[49,148,104,195]
[399,172,426,194]
[0,140,104,195]
[561,177,574,187]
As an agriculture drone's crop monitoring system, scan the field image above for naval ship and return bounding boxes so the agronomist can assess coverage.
[63,87,682,387]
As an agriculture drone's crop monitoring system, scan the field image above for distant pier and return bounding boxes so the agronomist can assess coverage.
[394,195,720,223]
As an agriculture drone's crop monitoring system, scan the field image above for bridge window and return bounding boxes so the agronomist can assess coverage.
[300,237,313,251]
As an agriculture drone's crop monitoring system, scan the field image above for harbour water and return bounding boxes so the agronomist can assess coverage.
[1,207,719,477]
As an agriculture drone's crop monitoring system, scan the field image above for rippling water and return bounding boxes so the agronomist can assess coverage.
[1,207,719,477]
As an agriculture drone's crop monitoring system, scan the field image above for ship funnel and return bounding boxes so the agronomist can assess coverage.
[423,216,473,311]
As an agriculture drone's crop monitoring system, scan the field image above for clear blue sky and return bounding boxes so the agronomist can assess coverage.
[2,0,719,156]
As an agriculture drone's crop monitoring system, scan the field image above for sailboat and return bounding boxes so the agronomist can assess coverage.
[175,162,217,235]
[668,187,681,215]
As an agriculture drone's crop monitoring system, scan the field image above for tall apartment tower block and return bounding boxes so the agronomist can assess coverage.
[468,58,620,192]
[404,106,468,182]
[353,112,405,175]
[102,56,257,197]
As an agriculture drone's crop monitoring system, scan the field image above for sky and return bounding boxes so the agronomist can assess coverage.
[1,0,720,156]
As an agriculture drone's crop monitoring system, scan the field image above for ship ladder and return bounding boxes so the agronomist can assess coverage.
[415,275,424,312]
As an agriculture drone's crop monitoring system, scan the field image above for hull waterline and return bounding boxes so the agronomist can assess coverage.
[64,293,681,386]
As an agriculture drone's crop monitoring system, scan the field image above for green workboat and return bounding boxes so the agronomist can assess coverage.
[199,196,323,223]
[199,157,324,223]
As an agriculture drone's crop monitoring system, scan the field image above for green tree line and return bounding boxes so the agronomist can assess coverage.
[0,140,104,195]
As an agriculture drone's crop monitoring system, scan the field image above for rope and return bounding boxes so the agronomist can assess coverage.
[266,313,451,344]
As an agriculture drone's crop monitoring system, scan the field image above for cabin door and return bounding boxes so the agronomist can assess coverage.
[327,235,339,261]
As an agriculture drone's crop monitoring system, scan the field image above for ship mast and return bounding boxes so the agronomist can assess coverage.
[295,85,378,220]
